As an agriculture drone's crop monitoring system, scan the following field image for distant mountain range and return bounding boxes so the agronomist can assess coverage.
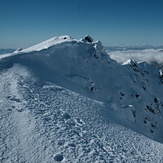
[105,44,163,52]
[0,48,16,54]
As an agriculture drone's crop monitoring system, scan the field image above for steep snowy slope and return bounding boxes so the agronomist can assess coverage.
[1,35,163,162]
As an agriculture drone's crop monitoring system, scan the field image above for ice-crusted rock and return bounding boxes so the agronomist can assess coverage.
[80,35,93,43]
[14,48,23,53]
[84,35,93,43]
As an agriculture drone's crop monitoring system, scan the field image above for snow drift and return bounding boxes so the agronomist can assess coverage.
[1,35,163,162]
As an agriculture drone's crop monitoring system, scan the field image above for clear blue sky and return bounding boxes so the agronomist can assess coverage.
[1,0,163,48]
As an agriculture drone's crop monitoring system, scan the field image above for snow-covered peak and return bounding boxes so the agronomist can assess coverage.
[0,36,75,60]
[21,35,105,54]
[122,58,137,66]
[1,35,103,60]
[21,35,74,53]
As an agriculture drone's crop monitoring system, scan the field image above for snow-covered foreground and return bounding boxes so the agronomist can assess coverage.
[1,36,163,162]
[1,64,163,163]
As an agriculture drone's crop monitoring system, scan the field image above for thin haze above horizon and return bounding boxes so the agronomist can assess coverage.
[1,0,163,48]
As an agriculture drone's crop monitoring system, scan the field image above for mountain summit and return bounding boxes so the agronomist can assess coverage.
[1,35,163,162]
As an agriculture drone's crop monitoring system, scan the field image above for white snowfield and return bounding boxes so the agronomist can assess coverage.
[0,35,163,163]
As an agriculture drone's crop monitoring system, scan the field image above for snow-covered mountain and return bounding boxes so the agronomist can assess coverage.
[1,35,163,162]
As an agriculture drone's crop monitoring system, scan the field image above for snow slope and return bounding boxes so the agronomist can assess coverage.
[1,35,163,162]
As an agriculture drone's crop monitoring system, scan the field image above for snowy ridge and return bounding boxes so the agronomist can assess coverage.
[21,35,75,53]
[1,35,163,162]
[0,36,75,60]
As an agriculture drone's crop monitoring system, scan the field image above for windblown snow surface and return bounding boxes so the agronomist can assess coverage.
[1,35,163,163]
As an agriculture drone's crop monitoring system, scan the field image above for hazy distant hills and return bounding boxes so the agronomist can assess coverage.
[105,44,163,52]
[0,48,16,54]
